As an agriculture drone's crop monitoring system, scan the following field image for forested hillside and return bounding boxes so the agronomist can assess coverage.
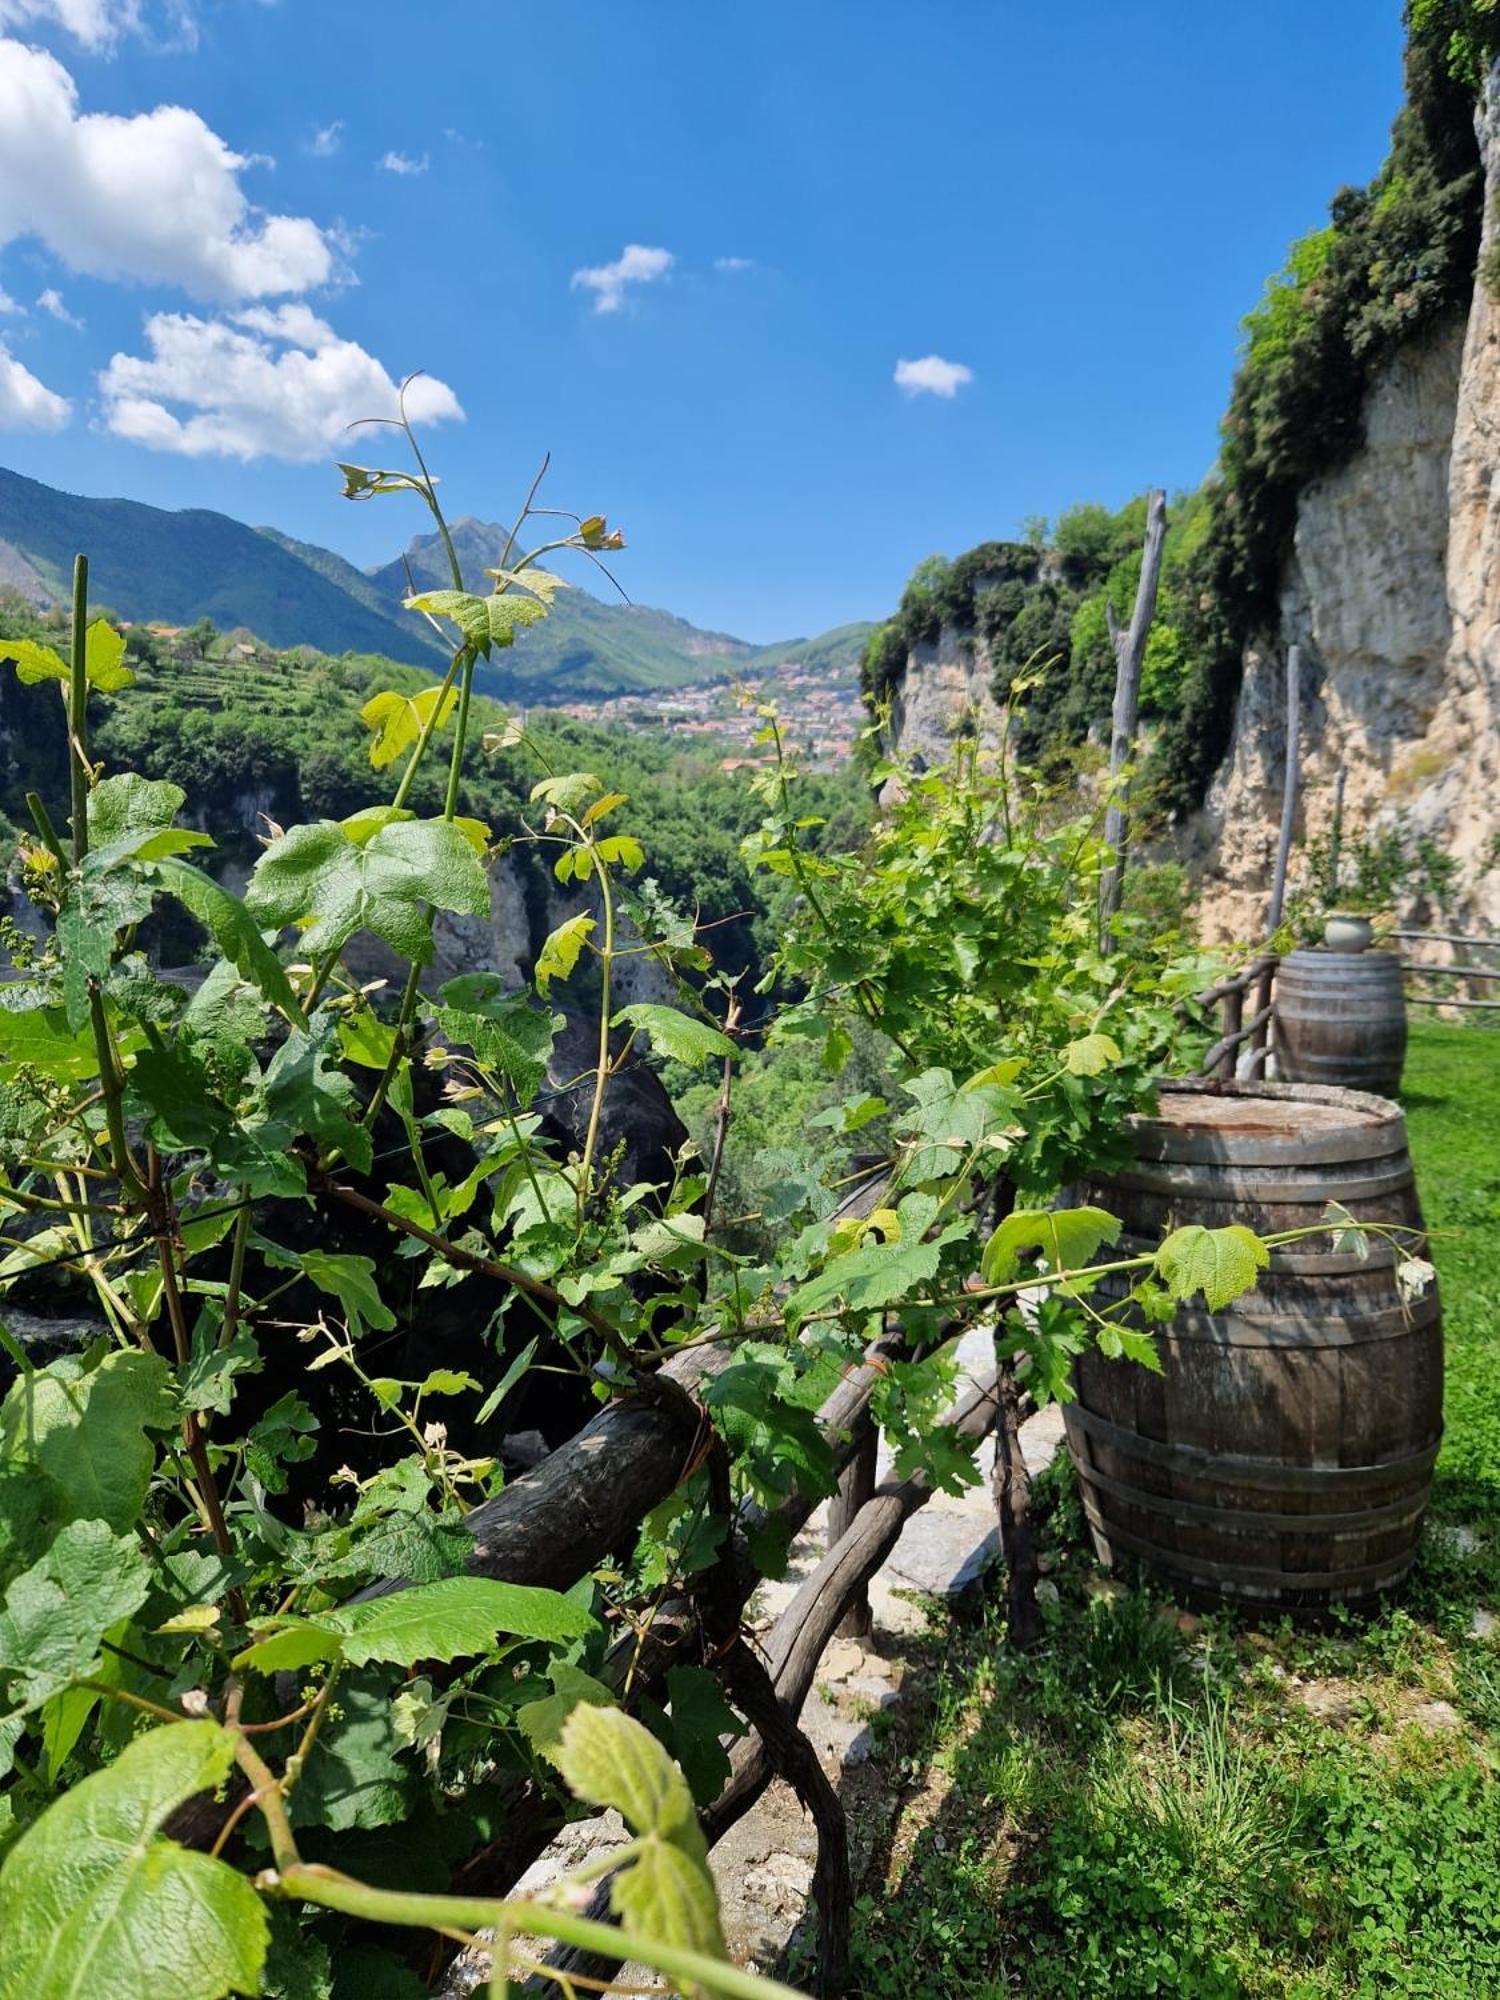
[0,590,865,1002]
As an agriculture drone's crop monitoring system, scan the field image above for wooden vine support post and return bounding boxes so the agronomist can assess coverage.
[1099,488,1168,952]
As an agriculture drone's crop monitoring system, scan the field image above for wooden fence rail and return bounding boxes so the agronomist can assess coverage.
[1397,926,1500,1012]
[1188,953,1279,1078]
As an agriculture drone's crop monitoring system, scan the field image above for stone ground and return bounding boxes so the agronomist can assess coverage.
[444,1331,1066,1993]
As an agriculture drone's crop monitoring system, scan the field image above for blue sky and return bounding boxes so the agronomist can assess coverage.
[0,1,1406,641]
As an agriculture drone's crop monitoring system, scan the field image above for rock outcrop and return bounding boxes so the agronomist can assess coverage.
[1193,62,1500,943]
[886,628,1008,767]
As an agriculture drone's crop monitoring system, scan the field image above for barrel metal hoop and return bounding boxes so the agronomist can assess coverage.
[1082,1509,1419,1594]
[1073,1458,1432,1535]
[1157,1295,1442,1350]
[1064,1403,1443,1491]
[1108,1162,1417,1203]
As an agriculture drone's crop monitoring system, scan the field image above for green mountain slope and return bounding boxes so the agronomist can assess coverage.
[0,466,437,667]
[367,518,757,697]
[740,621,877,678]
[0,465,873,699]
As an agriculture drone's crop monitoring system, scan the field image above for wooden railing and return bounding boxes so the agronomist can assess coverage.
[1396,927,1500,1013]
[1189,952,1279,1078]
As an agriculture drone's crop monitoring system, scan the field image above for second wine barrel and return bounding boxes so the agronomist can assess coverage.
[1275,947,1407,1098]
[1063,1079,1442,1614]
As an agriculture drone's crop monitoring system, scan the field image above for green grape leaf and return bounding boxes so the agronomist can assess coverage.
[246,818,489,966]
[236,1575,595,1675]
[316,1510,471,1587]
[86,774,211,869]
[0,1349,175,1533]
[359,685,458,770]
[333,1575,595,1665]
[610,1837,728,1972]
[665,1666,745,1808]
[515,1662,617,1756]
[288,1670,412,1833]
[0,1521,150,1711]
[403,589,548,654]
[261,1027,374,1175]
[435,974,558,1103]
[535,912,595,993]
[151,857,303,1025]
[550,1701,702,1851]
[1155,1223,1268,1311]
[530,772,604,812]
[896,1069,1016,1181]
[613,1003,735,1067]
[0,997,104,1081]
[980,1205,1122,1286]
[551,1704,727,1974]
[485,565,569,605]
[0,636,68,684]
[595,833,645,872]
[294,1251,396,1336]
[784,1234,946,1326]
[0,1719,268,2000]
[84,620,134,692]
[1111,1326,1164,1373]
[1063,1031,1123,1077]
[244,1391,318,1495]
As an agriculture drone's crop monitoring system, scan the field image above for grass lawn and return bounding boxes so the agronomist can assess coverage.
[843,1022,1500,1999]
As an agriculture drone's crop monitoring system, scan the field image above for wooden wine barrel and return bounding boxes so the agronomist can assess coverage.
[1274,948,1407,1098]
[1063,1080,1442,1614]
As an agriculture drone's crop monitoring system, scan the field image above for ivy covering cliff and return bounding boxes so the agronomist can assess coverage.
[863,2,1494,815]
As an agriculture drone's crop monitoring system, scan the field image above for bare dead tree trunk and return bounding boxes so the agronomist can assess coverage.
[1099,488,1168,950]
[1267,641,1302,942]
[992,1364,1042,1649]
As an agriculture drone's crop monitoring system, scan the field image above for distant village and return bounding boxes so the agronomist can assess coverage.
[545,650,863,770]
[114,620,866,771]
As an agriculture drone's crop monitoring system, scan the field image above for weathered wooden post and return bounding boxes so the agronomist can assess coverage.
[1249,643,1301,1073]
[827,1416,877,1639]
[1099,489,1169,951]
[1266,643,1301,936]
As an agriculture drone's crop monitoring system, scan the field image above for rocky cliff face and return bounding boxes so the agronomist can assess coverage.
[886,629,1008,766]
[1193,63,1500,943]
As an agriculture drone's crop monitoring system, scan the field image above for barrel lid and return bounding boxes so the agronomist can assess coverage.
[1277,948,1403,980]
[1133,1079,1408,1166]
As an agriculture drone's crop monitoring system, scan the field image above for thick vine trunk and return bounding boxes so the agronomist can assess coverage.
[992,1363,1042,1649]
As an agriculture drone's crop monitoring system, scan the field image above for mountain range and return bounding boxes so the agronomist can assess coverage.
[0,466,872,699]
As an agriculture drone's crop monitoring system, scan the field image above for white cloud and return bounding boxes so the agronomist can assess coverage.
[0,0,137,47]
[571,243,673,315]
[308,119,343,158]
[894,354,974,399]
[714,256,754,273]
[0,338,69,429]
[38,284,82,327]
[0,0,195,49]
[98,302,463,461]
[0,38,332,302]
[378,149,428,176]
[0,287,21,314]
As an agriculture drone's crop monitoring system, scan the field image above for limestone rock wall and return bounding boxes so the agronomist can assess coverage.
[1194,61,1500,944]
[886,627,1008,766]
